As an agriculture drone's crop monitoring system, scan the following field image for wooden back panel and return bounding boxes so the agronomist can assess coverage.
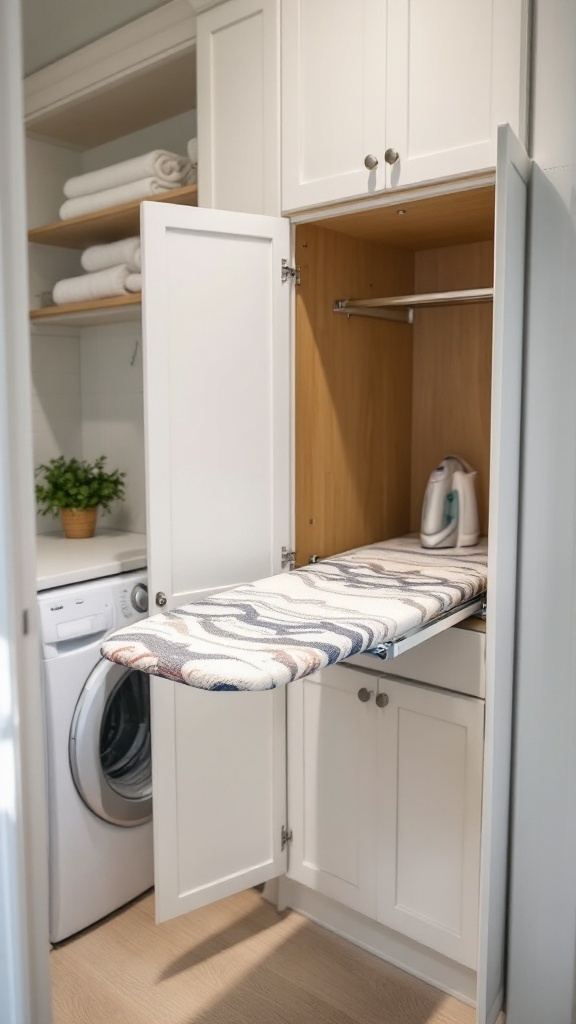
[410,241,494,533]
[295,224,414,566]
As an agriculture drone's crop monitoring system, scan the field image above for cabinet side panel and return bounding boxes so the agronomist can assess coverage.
[410,240,494,533]
[198,0,280,216]
[295,224,414,566]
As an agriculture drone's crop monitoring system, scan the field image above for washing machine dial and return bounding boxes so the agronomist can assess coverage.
[131,583,148,613]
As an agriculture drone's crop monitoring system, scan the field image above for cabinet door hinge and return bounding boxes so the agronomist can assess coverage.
[281,546,296,570]
[281,258,300,285]
[281,825,293,850]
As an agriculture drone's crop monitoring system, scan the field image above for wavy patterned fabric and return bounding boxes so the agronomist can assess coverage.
[101,535,488,691]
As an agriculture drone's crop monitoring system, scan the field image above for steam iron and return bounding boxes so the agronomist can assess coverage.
[420,455,480,548]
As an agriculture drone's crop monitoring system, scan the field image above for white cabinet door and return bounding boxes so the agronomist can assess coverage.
[141,203,292,922]
[281,0,387,211]
[197,0,281,215]
[286,666,377,916]
[376,677,484,969]
[385,0,528,189]
[152,681,287,922]
[142,202,291,614]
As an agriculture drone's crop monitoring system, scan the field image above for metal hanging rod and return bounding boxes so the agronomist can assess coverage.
[334,287,494,323]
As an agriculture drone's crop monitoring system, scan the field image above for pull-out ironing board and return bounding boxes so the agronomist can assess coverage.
[102,535,487,691]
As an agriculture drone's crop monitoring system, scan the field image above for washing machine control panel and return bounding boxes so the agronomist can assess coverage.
[38,589,115,646]
[38,571,149,659]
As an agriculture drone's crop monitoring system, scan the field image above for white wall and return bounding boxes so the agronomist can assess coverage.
[30,327,82,534]
[82,110,197,173]
[80,324,146,535]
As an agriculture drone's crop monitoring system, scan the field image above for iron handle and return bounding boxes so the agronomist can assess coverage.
[376,692,389,708]
[155,591,168,608]
[364,153,378,170]
[358,687,373,703]
[384,148,400,165]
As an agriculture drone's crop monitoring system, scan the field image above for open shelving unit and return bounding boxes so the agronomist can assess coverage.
[28,183,198,249]
[28,184,198,325]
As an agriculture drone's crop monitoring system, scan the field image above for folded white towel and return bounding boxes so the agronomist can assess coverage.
[81,237,141,273]
[52,265,132,305]
[187,138,198,164]
[59,178,176,220]
[63,150,192,199]
[125,273,142,293]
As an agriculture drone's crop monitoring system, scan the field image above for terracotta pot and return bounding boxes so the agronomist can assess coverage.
[60,507,97,539]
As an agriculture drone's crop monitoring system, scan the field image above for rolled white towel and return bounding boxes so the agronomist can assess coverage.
[52,265,131,305]
[63,150,192,199]
[187,138,198,164]
[59,178,176,221]
[81,237,141,273]
[125,273,142,294]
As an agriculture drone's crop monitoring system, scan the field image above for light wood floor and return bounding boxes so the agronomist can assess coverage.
[51,888,476,1024]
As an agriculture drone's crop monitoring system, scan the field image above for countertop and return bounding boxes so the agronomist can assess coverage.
[37,530,147,591]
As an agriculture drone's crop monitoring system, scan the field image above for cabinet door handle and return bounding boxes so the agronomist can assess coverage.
[384,148,399,165]
[155,591,168,607]
[364,153,378,170]
[357,687,373,702]
[376,692,389,708]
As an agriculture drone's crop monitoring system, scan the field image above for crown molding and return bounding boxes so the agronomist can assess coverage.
[186,1,229,14]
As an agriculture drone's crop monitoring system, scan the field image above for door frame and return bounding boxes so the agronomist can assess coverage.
[0,1,52,1022]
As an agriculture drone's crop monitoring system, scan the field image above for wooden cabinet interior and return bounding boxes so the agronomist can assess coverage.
[295,185,495,567]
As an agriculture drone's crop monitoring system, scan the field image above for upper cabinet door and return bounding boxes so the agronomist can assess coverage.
[281,0,388,211]
[141,202,292,614]
[281,0,528,210]
[197,0,282,215]
[385,0,529,189]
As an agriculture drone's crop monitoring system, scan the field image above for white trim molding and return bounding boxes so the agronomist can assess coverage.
[187,1,230,13]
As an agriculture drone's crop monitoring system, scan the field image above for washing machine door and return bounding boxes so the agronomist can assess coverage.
[69,659,152,826]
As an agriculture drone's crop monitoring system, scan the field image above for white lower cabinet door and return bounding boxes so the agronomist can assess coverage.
[152,680,287,923]
[287,666,377,917]
[141,203,292,924]
[376,677,484,968]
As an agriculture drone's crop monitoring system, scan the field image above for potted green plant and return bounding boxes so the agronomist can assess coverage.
[35,455,126,539]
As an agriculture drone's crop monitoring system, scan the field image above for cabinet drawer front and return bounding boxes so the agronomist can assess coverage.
[348,626,485,697]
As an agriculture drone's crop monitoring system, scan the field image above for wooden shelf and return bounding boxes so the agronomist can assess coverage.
[30,293,142,327]
[27,184,198,249]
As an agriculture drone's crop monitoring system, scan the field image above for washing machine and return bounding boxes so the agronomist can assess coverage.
[38,569,154,942]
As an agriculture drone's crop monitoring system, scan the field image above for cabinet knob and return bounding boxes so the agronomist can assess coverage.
[364,154,378,170]
[155,591,168,608]
[376,692,389,708]
[358,687,373,702]
[384,148,400,165]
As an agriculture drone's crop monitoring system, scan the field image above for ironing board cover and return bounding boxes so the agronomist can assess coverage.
[101,535,487,692]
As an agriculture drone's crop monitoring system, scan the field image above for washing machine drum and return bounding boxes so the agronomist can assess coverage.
[70,660,152,826]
